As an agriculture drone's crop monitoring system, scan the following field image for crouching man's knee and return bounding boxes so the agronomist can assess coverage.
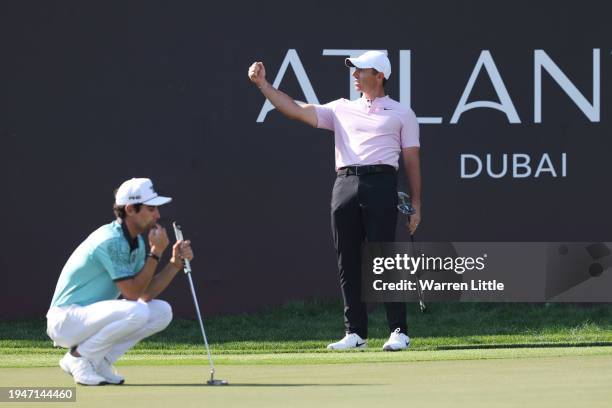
[147,299,173,333]
[126,301,150,329]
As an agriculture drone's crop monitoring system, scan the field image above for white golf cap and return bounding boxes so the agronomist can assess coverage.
[345,51,391,80]
[115,178,172,206]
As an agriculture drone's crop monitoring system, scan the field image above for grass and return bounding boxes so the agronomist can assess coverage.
[1,301,612,367]
[5,356,612,408]
[2,301,612,408]
[3,346,612,368]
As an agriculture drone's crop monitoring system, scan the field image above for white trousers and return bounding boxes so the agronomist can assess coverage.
[46,299,172,367]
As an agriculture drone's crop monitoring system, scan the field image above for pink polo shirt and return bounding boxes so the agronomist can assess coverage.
[315,95,420,170]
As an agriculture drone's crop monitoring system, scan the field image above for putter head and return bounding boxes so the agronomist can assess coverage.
[207,379,228,386]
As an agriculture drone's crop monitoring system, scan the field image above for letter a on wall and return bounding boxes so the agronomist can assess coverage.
[256,49,320,123]
[450,50,520,124]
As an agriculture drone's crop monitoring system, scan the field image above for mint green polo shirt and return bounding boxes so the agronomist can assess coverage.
[50,220,145,307]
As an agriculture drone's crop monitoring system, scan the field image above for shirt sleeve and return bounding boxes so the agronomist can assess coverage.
[94,238,135,281]
[400,108,420,148]
[134,237,146,272]
[314,99,341,131]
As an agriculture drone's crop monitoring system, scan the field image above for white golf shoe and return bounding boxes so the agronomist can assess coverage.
[382,328,411,351]
[59,352,107,386]
[97,357,125,385]
[326,333,367,350]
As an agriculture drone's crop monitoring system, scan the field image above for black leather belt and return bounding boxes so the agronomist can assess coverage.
[336,164,396,176]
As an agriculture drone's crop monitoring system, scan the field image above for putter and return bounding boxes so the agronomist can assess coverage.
[173,222,228,386]
[397,192,427,313]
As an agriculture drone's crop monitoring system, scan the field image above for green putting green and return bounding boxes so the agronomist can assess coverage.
[2,351,611,408]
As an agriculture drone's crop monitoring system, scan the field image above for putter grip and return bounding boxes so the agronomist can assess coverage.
[172,222,192,274]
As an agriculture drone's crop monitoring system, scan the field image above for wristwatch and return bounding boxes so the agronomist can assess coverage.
[147,252,160,261]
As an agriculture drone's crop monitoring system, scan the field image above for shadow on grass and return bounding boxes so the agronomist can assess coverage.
[120,383,379,387]
[435,341,612,350]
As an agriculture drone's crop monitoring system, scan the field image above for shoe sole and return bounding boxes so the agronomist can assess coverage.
[382,340,411,352]
[103,379,125,385]
[327,343,368,351]
[76,381,108,386]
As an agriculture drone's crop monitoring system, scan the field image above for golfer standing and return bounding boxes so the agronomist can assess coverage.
[248,51,421,351]
[46,178,194,385]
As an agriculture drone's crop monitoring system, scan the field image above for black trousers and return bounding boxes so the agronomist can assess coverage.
[331,169,407,339]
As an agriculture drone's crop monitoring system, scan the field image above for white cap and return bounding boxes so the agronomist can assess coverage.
[115,178,172,206]
[345,51,391,80]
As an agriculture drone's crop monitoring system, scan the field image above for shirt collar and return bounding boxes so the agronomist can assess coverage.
[361,94,389,107]
[116,219,139,251]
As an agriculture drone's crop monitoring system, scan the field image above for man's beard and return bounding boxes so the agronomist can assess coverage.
[144,221,158,232]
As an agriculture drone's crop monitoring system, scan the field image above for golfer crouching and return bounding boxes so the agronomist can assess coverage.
[46,178,194,385]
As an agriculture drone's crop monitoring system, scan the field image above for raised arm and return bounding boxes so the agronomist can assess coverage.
[140,240,194,302]
[248,61,317,127]
[114,225,169,300]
